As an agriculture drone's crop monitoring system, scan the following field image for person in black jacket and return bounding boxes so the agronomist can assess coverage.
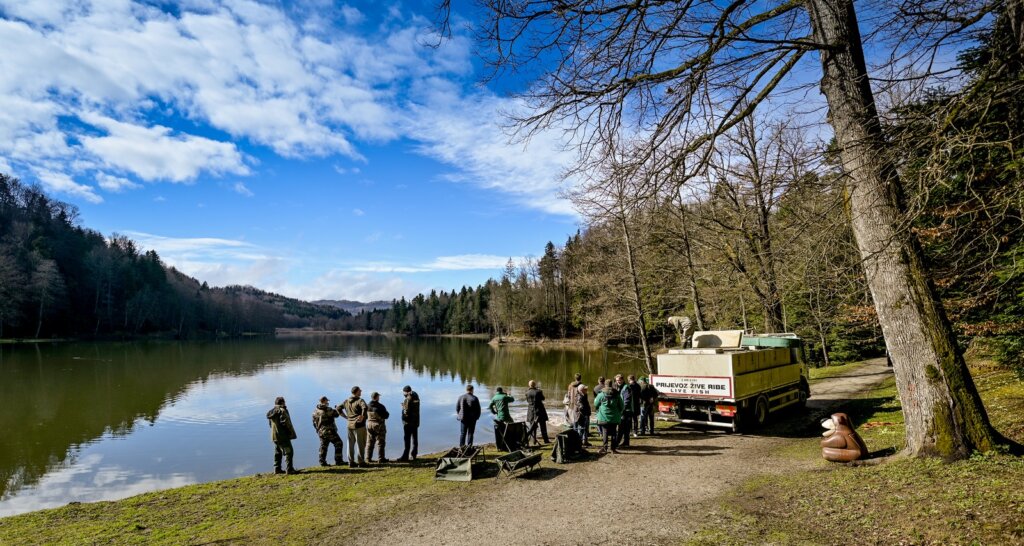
[456,384,482,446]
[525,380,550,445]
[616,374,642,446]
[397,385,420,462]
[576,384,593,446]
[638,378,659,435]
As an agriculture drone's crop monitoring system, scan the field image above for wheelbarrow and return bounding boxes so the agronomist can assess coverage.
[495,449,542,478]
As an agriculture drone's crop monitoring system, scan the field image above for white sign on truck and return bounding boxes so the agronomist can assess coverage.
[651,375,733,399]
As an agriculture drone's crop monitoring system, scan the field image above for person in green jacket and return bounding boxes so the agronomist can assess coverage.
[267,396,299,474]
[594,387,624,454]
[489,387,515,424]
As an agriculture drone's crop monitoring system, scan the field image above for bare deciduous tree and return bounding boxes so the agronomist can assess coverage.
[452,0,1013,457]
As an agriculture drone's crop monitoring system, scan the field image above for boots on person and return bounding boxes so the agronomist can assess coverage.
[274,466,285,475]
[285,453,299,474]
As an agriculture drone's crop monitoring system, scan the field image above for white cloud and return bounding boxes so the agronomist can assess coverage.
[232,181,254,197]
[124,231,255,255]
[0,1,468,199]
[350,254,519,273]
[352,208,365,216]
[80,113,249,182]
[96,173,141,192]
[0,1,577,214]
[339,5,365,26]
[280,270,419,302]
[405,92,579,216]
[35,169,103,204]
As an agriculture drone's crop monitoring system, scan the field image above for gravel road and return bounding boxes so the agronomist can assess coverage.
[359,359,893,545]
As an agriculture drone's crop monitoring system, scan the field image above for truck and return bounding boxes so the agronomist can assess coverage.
[650,330,809,432]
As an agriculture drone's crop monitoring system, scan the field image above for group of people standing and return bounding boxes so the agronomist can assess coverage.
[565,373,659,454]
[265,371,659,472]
[265,385,421,474]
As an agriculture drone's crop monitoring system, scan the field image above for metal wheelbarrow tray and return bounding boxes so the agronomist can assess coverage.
[435,445,485,481]
[495,449,542,478]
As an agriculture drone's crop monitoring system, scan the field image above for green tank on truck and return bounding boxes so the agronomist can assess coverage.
[650,331,810,432]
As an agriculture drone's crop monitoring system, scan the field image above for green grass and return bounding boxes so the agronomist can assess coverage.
[807,360,874,382]
[0,457,475,545]
[0,442,557,545]
[689,360,1024,546]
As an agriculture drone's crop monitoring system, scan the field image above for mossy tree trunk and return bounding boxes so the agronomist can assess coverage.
[807,0,1000,457]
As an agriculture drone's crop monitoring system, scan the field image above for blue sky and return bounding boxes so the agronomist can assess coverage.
[0,0,581,301]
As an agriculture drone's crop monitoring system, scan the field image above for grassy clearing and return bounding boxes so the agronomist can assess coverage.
[688,360,1024,546]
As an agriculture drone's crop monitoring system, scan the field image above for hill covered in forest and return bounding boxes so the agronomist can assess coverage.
[0,175,346,339]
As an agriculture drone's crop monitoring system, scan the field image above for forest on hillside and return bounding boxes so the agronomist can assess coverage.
[333,19,1023,372]
[0,175,346,339]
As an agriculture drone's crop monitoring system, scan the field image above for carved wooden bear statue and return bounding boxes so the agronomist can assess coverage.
[820,412,868,462]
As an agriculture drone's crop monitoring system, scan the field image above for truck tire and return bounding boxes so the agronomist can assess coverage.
[797,379,810,409]
[753,395,770,427]
[731,409,745,433]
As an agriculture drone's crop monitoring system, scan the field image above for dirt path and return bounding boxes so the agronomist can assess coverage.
[359,359,893,545]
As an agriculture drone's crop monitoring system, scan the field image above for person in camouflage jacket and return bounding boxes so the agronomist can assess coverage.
[366,392,390,463]
[267,396,298,474]
[312,396,344,466]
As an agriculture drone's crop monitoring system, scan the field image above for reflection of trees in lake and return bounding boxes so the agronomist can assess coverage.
[343,336,645,394]
[0,336,646,501]
[0,339,328,499]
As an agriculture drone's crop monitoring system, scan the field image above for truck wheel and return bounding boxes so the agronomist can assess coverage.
[731,410,744,433]
[753,395,770,427]
[797,379,810,409]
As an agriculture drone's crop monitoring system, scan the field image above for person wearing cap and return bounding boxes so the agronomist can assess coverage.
[638,377,659,436]
[366,392,390,463]
[397,385,420,462]
[339,386,369,468]
[267,396,299,474]
[312,395,344,466]
[456,385,482,446]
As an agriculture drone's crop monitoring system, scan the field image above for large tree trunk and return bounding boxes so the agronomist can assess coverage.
[807,0,1000,458]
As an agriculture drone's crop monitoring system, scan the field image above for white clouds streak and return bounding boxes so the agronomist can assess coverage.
[232,182,254,197]
[350,254,519,273]
[124,231,504,300]
[0,0,576,215]
[36,170,103,204]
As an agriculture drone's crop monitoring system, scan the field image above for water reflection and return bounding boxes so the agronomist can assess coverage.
[0,336,641,516]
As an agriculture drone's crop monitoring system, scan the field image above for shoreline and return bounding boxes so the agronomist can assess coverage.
[1,358,1020,544]
[274,329,605,347]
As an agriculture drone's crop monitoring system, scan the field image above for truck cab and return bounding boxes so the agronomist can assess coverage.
[650,330,809,432]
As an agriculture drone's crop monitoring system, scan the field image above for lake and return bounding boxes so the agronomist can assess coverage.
[0,335,643,516]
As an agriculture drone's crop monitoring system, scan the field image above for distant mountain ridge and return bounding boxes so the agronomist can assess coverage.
[314,299,391,314]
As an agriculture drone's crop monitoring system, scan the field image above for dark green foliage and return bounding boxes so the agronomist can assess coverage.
[0,174,345,338]
[892,6,1024,369]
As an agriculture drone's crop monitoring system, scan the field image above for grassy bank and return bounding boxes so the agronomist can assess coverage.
[687,359,1024,545]
[0,459,460,545]
[0,442,555,545]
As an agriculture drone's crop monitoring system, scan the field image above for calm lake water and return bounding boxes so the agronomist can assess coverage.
[0,335,642,516]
